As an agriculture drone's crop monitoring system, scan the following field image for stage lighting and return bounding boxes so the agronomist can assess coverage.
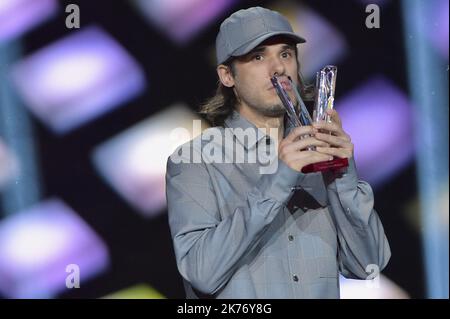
[0,0,57,43]
[0,198,109,298]
[270,2,348,79]
[131,0,236,44]
[92,104,207,218]
[428,0,448,59]
[102,284,165,299]
[340,274,409,299]
[10,25,146,134]
[337,76,415,187]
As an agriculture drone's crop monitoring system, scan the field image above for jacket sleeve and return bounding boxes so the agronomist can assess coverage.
[326,158,391,279]
[165,149,302,295]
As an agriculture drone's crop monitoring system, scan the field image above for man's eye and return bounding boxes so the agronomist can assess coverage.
[281,51,292,58]
[253,54,263,61]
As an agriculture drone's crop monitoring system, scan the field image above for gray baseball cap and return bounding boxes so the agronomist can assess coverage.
[216,6,306,65]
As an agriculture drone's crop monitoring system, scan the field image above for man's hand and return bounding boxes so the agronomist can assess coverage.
[312,109,354,159]
[279,126,333,172]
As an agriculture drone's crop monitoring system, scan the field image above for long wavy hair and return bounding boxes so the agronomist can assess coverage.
[198,48,315,127]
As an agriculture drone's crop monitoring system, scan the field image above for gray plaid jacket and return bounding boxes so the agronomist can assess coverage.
[166,110,391,298]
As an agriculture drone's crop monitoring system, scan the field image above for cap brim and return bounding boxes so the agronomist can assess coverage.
[231,32,306,58]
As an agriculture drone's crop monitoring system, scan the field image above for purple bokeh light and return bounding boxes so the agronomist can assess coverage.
[337,76,415,187]
[272,2,348,79]
[132,0,236,44]
[11,25,146,134]
[92,104,206,218]
[0,0,57,43]
[429,0,449,59]
[0,198,109,298]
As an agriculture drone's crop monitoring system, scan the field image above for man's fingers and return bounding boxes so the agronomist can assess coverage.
[312,121,343,136]
[315,147,352,159]
[314,132,349,146]
[282,126,316,144]
[281,137,329,154]
[280,149,334,172]
[287,150,333,164]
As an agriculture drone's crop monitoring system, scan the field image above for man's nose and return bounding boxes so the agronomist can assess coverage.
[270,57,285,77]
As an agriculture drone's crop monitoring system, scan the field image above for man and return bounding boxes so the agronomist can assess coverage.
[166,6,391,298]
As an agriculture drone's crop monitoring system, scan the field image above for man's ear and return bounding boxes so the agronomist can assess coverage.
[217,64,235,88]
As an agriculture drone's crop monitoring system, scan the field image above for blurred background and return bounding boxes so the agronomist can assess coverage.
[0,0,448,299]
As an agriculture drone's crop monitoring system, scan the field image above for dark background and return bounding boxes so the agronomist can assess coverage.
[1,0,427,298]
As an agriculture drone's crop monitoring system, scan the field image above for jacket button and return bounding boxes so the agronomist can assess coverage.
[293,275,299,282]
[288,235,294,241]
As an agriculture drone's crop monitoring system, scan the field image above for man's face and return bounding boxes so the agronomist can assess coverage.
[231,38,299,118]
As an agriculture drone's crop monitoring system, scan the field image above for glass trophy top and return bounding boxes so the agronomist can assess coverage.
[270,75,313,128]
[314,65,338,123]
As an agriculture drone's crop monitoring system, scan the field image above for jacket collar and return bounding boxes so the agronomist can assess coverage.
[223,110,293,150]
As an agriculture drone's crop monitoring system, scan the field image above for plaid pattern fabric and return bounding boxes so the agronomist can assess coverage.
[166,110,391,298]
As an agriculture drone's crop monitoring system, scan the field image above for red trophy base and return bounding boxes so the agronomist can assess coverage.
[301,157,349,174]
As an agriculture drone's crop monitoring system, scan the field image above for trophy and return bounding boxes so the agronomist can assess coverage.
[271,65,348,173]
